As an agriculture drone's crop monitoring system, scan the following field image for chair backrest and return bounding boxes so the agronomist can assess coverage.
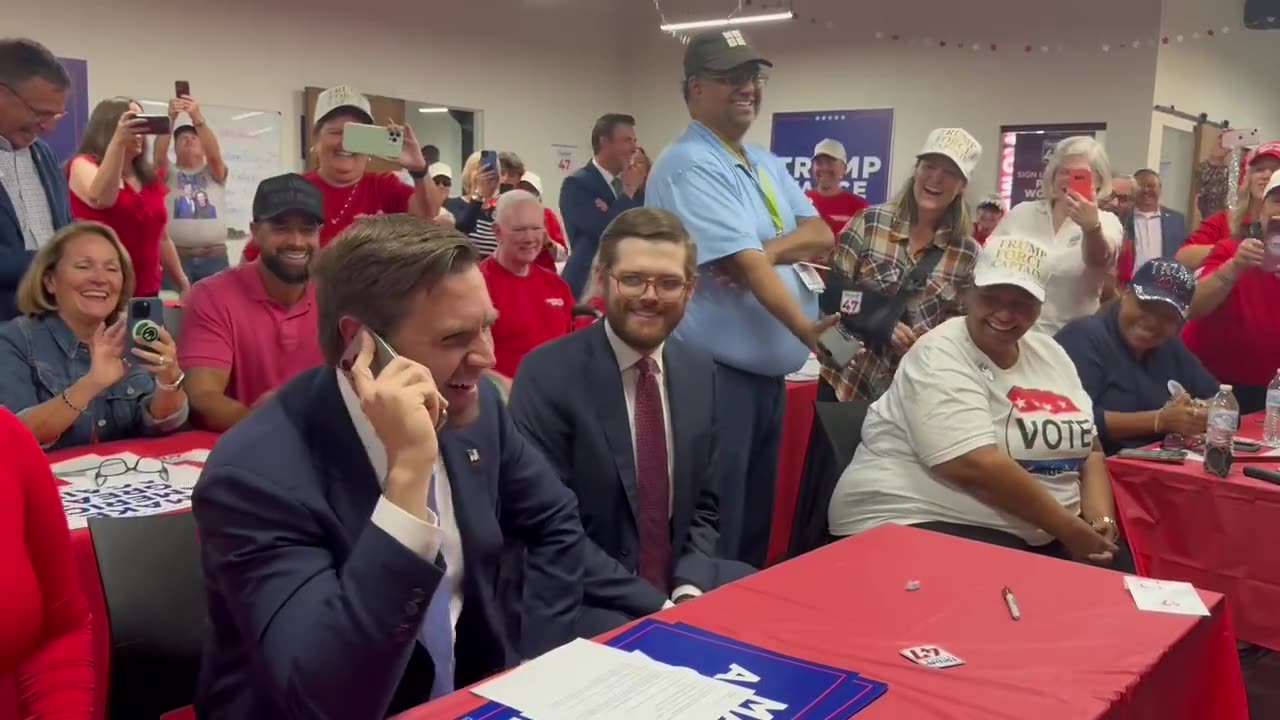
[89,512,206,719]
[788,399,872,558]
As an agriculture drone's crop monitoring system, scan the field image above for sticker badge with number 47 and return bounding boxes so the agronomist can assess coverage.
[900,645,965,669]
[840,290,862,315]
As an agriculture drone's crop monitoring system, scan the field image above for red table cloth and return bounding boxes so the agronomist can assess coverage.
[48,432,217,720]
[396,523,1247,720]
[767,380,819,565]
[1109,411,1280,651]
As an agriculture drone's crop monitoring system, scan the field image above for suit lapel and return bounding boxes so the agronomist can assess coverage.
[584,162,613,202]
[587,324,640,520]
[663,342,696,536]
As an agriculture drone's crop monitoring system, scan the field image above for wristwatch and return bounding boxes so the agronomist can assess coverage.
[157,371,186,392]
[1091,516,1117,533]
[407,168,428,180]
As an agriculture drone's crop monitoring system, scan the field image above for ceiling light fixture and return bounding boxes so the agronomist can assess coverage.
[659,10,793,32]
[417,107,450,113]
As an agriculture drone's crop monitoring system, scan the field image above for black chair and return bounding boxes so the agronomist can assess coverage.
[89,513,207,719]
[788,399,872,559]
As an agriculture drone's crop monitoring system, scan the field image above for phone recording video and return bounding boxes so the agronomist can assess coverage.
[1067,169,1094,201]
[175,80,191,98]
[135,114,172,135]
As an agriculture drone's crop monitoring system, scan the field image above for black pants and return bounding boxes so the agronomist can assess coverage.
[713,362,786,569]
[911,521,1137,573]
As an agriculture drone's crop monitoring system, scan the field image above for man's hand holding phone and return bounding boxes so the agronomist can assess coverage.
[346,331,448,521]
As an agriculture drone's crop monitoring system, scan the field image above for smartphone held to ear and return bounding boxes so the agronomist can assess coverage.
[1067,169,1094,201]
[340,326,450,430]
[342,123,404,159]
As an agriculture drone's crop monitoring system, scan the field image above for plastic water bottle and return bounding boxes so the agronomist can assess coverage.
[1265,371,1280,446]
[1205,384,1240,452]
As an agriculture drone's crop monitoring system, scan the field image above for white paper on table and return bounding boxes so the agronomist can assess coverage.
[1123,576,1210,616]
[60,477,194,529]
[51,454,105,479]
[473,638,753,720]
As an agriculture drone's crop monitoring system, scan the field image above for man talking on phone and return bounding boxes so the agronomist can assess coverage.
[192,216,586,719]
[645,30,836,568]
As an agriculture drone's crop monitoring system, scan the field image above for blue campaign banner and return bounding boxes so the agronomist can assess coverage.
[46,58,89,164]
[770,109,895,203]
[457,620,887,720]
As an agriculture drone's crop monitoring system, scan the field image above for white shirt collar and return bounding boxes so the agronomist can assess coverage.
[603,320,664,376]
[1136,207,1161,219]
[336,368,391,486]
[592,157,618,189]
[0,136,16,152]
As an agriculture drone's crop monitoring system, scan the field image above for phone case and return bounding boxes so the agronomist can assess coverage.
[126,298,166,357]
[480,150,499,174]
[1067,170,1094,200]
[342,123,404,159]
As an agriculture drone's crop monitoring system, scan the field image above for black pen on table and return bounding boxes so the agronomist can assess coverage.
[1002,586,1021,621]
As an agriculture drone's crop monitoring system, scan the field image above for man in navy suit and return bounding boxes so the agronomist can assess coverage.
[1126,169,1188,264]
[511,207,753,634]
[192,216,586,720]
[560,113,646,298]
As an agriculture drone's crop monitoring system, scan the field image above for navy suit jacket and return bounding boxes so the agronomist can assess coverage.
[1124,206,1188,259]
[559,162,642,298]
[192,367,585,720]
[509,323,747,618]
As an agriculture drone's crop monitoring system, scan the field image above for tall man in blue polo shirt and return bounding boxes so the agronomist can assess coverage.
[646,30,836,567]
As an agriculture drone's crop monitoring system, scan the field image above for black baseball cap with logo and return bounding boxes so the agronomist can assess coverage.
[683,29,773,76]
[252,173,324,224]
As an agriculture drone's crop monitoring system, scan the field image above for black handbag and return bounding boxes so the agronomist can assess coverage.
[821,247,945,354]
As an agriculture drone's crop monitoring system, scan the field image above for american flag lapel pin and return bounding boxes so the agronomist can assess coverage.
[467,448,480,465]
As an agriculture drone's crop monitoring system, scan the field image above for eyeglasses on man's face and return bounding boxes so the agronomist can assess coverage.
[0,82,66,124]
[609,271,689,299]
[702,68,770,89]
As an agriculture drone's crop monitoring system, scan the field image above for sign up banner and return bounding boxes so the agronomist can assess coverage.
[770,109,895,203]
[1001,128,1098,209]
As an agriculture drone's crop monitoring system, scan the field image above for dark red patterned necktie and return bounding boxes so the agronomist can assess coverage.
[634,356,671,592]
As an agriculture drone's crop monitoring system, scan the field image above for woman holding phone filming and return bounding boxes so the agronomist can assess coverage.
[68,97,187,297]
[0,222,188,450]
[1181,172,1280,414]
[989,135,1123,336]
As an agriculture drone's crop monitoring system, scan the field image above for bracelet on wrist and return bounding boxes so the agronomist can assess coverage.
[61,390,88,414]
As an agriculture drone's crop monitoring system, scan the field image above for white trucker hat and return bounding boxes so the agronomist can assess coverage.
[973,235,1049,302]
[813,138,848,164]
[917,128,982,181]
[428,162,453,181]
[313,84,373,127]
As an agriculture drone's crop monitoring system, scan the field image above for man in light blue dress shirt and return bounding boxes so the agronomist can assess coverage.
[646,30,835,567]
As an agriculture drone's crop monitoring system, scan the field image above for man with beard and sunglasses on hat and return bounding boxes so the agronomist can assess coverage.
[645,29,836,568]
[511,207,754,633]
[179,173,327,430]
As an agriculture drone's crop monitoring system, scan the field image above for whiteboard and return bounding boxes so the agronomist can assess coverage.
[142,100,284,241]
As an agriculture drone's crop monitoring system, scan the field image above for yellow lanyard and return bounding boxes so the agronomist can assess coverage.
[719,139,786,236]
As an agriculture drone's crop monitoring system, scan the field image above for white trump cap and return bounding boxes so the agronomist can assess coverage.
[812,138,848,164]
[313,84,373,127]
[974,235,1049,302]
[917,128,982,181]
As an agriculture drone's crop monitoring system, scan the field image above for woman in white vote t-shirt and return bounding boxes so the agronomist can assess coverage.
[827,236,1129,568]
[990,136,1124,335]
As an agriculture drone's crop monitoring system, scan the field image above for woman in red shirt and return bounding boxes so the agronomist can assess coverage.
[1182,171,1280,413]
[241,85,439,262]
[1175,141,1280,271]
[0,408,93,717]
[68,98,185,297]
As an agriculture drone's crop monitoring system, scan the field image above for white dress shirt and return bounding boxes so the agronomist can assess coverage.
[0,135,56,250]
[603,323,701,601]
[593,158,619,197]
[337,370,465,652]
[1132,209,1164,268]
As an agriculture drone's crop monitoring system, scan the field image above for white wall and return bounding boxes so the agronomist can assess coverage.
[1153,0,1280,146]
[13,0,625,205]
[623,0,1163,198]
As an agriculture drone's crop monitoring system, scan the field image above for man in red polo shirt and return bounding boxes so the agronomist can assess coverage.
[1182,170,1280,413]
[805,138,869,252]
[480,189,574,378]
[180,174,327,430]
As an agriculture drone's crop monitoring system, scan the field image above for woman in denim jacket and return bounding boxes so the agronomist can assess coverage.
[0,221,188,449]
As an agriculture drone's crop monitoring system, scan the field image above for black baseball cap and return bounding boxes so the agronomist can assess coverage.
[173,124,197,139]
[1130,258,1195,317]
[683,29,772,76]
[252,173,324,224]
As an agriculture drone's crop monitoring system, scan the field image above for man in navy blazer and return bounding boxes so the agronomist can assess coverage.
[510,207,752,634]
[559,113,645,298]
[1125,169,1188,261]
[192,217,585,720]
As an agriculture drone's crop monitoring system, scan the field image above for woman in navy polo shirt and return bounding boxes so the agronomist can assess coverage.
[1055,259,1217,455]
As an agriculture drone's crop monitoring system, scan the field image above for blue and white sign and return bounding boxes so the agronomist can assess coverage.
[770,109,895,203]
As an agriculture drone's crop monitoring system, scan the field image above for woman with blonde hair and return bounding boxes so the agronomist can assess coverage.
[1175,142,1280,270]
[453,150,501,257]
[68,97,187,297]
[988,135,1124,335]
[0,222,188,449]
[817,128,982,403]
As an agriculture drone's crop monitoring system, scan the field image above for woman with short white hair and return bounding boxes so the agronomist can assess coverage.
[989,136,1124,335]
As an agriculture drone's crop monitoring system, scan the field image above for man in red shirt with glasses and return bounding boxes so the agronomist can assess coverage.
[479,189,574,378]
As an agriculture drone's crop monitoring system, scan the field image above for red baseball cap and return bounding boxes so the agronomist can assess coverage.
[1245,140,1280,168]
